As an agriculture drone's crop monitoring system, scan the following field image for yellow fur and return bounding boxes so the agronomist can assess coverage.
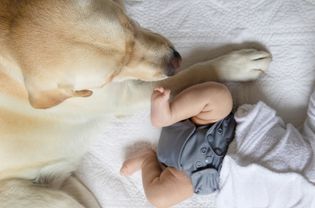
[0,0,271,207]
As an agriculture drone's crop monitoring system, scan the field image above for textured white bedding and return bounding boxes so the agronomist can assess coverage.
[77,0,315,207]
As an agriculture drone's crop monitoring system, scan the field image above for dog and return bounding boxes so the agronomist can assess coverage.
[0,0,271,207]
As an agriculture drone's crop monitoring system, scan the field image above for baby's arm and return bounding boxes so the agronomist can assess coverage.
[151,82,233,127]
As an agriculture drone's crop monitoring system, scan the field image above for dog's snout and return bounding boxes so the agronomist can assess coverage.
[172,48,181,61]
[166,48,182,76]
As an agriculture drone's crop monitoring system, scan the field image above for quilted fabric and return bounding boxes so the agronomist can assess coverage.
[77,0,315,207]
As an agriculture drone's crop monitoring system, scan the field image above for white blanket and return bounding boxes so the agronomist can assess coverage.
[217,96,315,208]
[217,156,315,208]
[77,0,315,207]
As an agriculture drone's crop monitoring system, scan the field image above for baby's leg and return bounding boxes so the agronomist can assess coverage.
[141,155,193,208]
[120,149,155,176]
[121,151,193,207]
[151,82,233,127]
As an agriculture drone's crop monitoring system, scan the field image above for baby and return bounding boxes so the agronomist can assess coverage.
[120,82,236,207]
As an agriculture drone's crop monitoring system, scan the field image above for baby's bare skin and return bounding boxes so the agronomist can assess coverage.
[121,82,233,207]
[151,82,233,127]
[121,149,193,208]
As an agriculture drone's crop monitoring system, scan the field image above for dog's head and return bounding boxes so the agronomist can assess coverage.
[6,0,181,108]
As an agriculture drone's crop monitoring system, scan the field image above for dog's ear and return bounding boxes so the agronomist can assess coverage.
[27,87,93,109]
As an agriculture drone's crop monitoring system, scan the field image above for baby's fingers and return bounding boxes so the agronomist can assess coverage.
[153,87,165,93]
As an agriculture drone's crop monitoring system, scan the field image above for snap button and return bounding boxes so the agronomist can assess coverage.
[205,156,212,164]
[200,147,208,154]
[195,161,203,168]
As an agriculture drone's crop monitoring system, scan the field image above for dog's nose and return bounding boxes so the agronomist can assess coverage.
[166,48,182,76]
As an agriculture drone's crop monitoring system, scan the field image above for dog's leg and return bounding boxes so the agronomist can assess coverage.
[160,49,272,94]
[0,179,85,208]
[61,176,101,208]
[111,49,271,115]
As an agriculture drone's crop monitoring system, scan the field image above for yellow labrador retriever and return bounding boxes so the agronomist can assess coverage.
[0,0,271,207]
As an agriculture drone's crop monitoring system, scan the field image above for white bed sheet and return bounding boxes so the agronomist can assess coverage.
[77,0,315,207]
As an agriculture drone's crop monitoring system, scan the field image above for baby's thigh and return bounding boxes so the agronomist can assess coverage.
[155,167,192,192]
[145,167,193,207]
[161,167,191,183]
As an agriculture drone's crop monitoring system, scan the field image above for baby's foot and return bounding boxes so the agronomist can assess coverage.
[120,149,156,176]
[151,87,172,127]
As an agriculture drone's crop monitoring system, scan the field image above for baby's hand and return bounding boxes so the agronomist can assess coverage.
[151,87,171,102]
[151,87,171,127]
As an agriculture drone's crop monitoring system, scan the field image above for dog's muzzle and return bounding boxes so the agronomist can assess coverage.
[166,48,182,76]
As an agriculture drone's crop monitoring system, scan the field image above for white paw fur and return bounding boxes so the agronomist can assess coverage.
[212,49,272,81]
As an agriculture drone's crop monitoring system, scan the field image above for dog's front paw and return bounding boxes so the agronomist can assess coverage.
[213,49,272,81]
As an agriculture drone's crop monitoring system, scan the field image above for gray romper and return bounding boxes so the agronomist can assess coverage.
[157,113,236,195]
